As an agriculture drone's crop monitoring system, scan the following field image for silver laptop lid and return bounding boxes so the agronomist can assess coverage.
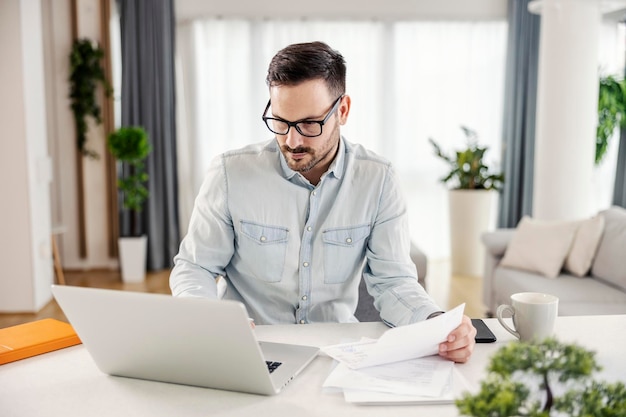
[51,285,317,395]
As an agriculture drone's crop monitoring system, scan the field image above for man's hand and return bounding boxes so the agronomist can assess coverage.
[438,315,476,363]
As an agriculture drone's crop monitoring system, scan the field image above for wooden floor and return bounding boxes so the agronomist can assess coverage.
[0,261,486,329]
[0,269,172,329]
[427,259,487,319]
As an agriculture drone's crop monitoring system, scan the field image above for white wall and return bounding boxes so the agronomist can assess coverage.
[0,0,115,312]
[0,0,53,312]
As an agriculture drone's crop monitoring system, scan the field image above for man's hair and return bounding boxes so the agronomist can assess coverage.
[266,41,346,98]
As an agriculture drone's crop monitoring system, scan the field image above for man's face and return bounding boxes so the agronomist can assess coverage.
[268,79,349,183]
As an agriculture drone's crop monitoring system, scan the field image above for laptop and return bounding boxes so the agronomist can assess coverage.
[51,285,319,395]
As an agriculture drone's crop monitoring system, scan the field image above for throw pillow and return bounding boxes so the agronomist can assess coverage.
[590,206,626,291]
[563,215,605,277]
[500,216,579,278]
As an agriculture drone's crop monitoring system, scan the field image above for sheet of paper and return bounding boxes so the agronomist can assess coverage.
[321,303,465,369]
[323,355,454,397]
[342,367,472,405]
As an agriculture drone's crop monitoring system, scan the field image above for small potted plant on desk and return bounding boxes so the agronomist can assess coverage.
[429,126,504,278]
[107,126,151,283]
[456,338,626,416]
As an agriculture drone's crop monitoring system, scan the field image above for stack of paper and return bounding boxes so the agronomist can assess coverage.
[321,304,468,404]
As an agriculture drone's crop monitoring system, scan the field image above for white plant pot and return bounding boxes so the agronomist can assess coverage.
[118,236,147,283]
[449,189,496,277]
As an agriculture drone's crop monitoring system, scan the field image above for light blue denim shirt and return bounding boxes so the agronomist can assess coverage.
[170,137,441,326]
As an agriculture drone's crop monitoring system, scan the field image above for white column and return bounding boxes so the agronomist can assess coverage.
[0,0,53,312]
[530,0,600,221]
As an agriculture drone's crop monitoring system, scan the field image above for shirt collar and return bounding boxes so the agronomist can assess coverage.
[277,136,346,182]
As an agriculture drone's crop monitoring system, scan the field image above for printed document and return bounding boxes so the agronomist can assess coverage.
[321,303,465,369]
[340,366,471,405]
[323,355,454,397]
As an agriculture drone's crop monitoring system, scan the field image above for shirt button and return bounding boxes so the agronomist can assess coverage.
[303,262,309,267]
[306,226,312,232]
[299,320,305,324]
[312,191,317,196]
[260,236,266,242]
[301,295,307,301]
[346,238,352,243]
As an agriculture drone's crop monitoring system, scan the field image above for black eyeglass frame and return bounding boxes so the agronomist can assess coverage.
[261,95,344,138]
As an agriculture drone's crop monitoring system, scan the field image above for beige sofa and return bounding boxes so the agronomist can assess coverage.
[482,206,626,316]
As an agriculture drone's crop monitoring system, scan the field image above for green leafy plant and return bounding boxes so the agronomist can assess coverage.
[69,38,112,158]
[456,338,626,417]
[596,75,626,165]
[429,126,504,191]
[107,126,151,237]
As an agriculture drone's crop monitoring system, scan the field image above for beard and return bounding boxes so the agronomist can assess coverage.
[279,122,340,174]
[281,145,316,173]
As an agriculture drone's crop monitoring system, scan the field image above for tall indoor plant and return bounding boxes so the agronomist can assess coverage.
[596,75,626,165]
[430,126,504,277]
[429,126,504,192]
[69,38,112,158]
[107,126,151,282]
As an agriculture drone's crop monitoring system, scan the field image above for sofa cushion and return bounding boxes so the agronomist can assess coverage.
[563,214,605,277]
[558,302,626,316]
[591,206,626,291]
[492,267,626,316]
[500,216,578,278]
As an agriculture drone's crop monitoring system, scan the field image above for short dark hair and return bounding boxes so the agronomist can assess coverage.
[266,41,346,98]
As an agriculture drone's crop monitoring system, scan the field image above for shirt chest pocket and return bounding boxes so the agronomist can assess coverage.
[239,221,289,283]
[322,224,371,284]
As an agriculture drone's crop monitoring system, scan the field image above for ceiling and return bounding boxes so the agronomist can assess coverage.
[174,0,509,22]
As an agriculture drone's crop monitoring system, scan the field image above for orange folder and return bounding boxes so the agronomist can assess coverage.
[0,318,82,365]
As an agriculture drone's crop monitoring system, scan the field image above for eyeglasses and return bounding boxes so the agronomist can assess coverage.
[262,95,344,138]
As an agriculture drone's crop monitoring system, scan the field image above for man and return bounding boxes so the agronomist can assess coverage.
[170,41,476,363]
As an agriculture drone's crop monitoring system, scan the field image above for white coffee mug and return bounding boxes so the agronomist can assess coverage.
[496,292,558,342]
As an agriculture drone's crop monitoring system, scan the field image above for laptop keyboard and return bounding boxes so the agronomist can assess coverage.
[265,361,283,373]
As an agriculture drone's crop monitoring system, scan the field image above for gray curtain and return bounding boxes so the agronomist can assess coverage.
[613,43,626,208]
[498,0,541,228]
[613,127,626,208]
[118,0,180,270]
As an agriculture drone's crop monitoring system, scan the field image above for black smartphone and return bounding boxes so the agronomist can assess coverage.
[471,318,497,343]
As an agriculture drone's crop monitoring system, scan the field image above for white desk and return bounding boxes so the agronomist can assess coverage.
[1,316,625,417]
